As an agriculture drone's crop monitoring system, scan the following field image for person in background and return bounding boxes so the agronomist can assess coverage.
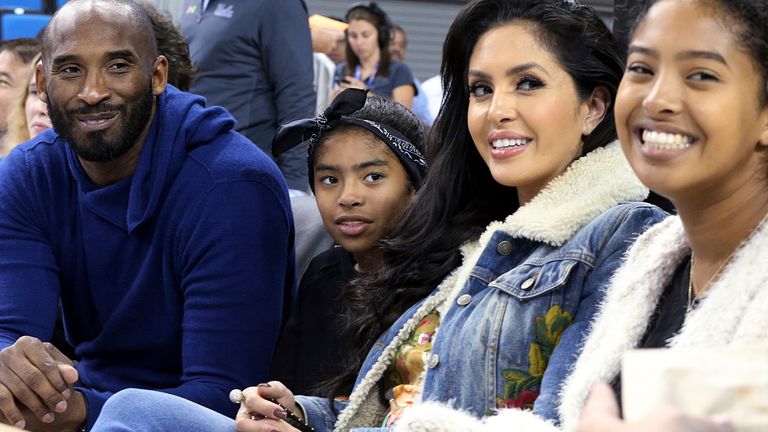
[0,53,50,155]
[0,0,295,430]
[388,24,432,126]
[309,15,348,114]
[0,38,39,143]
[181,0,316,194]
[334,2,417,110]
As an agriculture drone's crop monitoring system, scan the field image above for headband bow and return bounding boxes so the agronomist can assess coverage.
[273,88,427,191]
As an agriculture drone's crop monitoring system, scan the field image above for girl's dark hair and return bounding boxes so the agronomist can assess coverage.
[322,0,624,400]
[314,95,426,190]
[344,6,392,77]
[631,0,768,105]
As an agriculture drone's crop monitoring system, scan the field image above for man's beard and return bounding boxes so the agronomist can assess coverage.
[47,86,154,162]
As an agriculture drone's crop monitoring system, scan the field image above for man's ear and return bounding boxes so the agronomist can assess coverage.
[582,86,611,136]
[758,103,768,148]
[35,62,47,103]
[151,55,169,96]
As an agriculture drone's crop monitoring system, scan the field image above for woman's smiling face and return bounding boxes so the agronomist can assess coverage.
[615,0,768,204]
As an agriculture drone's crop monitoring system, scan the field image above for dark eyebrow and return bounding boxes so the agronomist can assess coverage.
[468,62,551,80]
[51,49,138,67]
[315,159,389,172]
[105,49,138,62]
[354,159,388,170]
[628,45,729,68]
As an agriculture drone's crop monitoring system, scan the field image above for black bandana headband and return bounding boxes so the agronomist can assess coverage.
[272,88,428,192]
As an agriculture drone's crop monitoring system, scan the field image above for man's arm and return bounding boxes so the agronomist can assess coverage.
[0,152,77,430]
[261,0,316,191]
[163,178,295,418]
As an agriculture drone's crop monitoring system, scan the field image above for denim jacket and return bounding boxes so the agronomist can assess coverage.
[296,142,666,432]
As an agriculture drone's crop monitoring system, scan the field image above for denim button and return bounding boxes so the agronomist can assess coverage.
[428,354,439,368]
[497,240,512,255]
[456,294,472,306]
[521,277,536,290]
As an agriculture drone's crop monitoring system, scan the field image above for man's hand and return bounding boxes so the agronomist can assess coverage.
[0,336,83,430]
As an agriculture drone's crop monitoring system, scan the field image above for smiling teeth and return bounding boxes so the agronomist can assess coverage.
[642,130,693,150]
[492,138,530,149]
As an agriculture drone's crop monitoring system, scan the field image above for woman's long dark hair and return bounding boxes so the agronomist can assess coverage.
[323,0,624,401]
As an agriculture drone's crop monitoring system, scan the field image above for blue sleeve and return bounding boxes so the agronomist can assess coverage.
[389,62,417,94]
[532,204,666,422]
[295,395,348,432]
[0,150,59,349]
[261,0,316,190]
[81,179,295,428]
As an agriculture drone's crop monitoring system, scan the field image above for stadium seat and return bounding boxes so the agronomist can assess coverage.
[0,1,44,12]
[1,12,50,40]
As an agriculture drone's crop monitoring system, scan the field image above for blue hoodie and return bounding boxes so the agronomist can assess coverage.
[0,86,296,428]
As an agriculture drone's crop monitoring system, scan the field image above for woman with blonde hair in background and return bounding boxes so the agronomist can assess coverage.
[1,53,51,155]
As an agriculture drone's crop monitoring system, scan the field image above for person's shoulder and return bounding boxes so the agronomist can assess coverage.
[2,130,67,172]
[186,129,284,187]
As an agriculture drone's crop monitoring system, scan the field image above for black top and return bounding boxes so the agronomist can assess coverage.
[612,256,691,403]
[270,246,358,396]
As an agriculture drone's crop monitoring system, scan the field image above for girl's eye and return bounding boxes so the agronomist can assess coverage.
[28,89,37,96]
[516,75,544,91]
[469,82,492,98]
[364,173,383,182]
[319,176,337,185]
[689,71,719,82]
[627,64,653,75]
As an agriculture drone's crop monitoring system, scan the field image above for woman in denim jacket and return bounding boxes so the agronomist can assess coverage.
[89,1,665,432]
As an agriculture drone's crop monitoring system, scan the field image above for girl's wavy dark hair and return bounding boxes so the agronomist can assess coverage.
[321,0,624,401]
[630,0,768,105]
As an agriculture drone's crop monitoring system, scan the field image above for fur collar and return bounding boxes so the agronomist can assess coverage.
[333,142,647,432]
[472,141,648,250]
[558,214,768,430]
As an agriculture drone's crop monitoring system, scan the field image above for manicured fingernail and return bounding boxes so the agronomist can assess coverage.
[42,413,54,423]
[257,382,271,388]
[55,400,67,412]
[62,389,71,399]
[14,420,24,429]
[273,408,286,419]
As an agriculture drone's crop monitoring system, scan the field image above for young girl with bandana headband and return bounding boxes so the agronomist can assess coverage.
[269,88,428,397]
[89,1,665,431]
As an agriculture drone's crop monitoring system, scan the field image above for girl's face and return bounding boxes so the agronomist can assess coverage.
[616,0,768,204]
[347,19,379,63]
[313,128,413,262]
[25,72,52,138]
[467,23,603,204]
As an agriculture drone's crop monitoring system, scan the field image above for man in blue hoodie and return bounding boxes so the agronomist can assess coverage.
[0,1,295,431]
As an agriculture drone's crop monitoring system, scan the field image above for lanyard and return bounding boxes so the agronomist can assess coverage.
[354,64,378,88]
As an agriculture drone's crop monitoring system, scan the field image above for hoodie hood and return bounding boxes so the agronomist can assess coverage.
[67,85,236,232]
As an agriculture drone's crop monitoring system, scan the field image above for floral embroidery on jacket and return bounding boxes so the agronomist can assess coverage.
[496,305,573,410]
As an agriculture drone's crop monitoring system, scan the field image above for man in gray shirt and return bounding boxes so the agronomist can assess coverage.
[181,0,316,192]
